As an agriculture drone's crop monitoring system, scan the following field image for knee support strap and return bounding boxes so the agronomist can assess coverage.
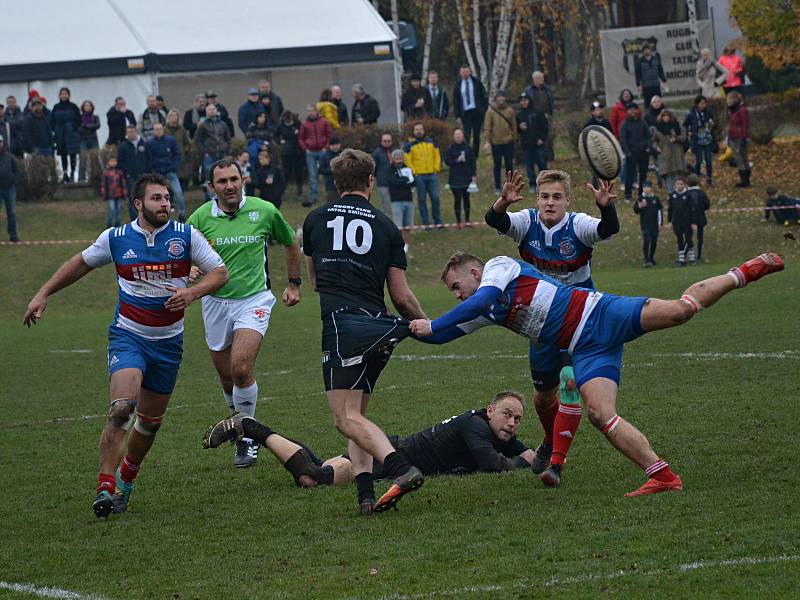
[600,414,621,435]
[108,399,137,430]
[133,410,163,437]
[284,449,324,487]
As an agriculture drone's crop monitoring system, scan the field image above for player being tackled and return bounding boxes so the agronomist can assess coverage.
[409,251,784,496]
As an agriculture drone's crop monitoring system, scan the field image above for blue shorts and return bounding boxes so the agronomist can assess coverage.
[572,295,647,388]
[107,326,183,395]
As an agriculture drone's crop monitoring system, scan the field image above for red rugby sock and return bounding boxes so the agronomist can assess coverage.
[119,455,140,484]
[97,473,115,495]
[646,460,676,482]
[551,403,582,466]
[535,398,559,445]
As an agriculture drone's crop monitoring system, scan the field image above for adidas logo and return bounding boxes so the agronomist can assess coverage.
[558,430,573,438]
[109,354,119,366]
[122,249,138,259]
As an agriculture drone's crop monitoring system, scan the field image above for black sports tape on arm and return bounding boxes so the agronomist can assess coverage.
[485,205,511,233]
[597,201,620,239]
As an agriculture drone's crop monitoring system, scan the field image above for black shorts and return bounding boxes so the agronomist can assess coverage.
[321,308,410,392]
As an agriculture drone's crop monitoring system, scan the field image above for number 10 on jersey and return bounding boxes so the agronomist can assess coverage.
[327,217,373,255]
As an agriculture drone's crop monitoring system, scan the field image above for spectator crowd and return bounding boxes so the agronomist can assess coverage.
[1,46,796,249]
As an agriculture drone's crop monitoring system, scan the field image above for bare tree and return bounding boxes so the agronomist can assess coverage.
[421,1,436,80]
[455,0,477,74]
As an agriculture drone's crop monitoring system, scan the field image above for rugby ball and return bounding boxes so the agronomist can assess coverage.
[578,125,624,181]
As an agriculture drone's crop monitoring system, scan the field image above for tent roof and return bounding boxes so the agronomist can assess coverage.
[0,0,395,82]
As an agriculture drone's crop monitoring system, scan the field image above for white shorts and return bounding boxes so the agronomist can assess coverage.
[201,290,276,351]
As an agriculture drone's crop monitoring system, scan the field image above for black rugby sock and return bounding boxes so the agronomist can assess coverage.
[355,472,375,503]
[383,451,411,479]
[242,419,274,445]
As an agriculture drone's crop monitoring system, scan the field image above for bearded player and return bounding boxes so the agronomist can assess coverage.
[485,170,619,486]
[410,250,784,496]
[23,173,229,517]
[187,157,301,468]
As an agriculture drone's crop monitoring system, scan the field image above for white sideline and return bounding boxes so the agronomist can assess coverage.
[0,581,108,600]
[371,554,800,599]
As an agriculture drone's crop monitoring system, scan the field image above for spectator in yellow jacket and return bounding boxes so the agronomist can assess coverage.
[316,89,340,129]
[403,122,444,230]
[483,90,517,194]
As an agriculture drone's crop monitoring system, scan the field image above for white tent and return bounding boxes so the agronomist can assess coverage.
[0,0,400,144]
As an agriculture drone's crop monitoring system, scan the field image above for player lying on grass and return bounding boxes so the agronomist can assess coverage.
[485,169,619,486]
[23,173,229,517]
[408,250,785,496]
[202,391,534,490]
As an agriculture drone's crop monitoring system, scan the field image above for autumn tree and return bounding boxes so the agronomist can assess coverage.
[730,0,800,70]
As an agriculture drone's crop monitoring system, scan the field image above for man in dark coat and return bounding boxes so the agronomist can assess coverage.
[426,71,449,120]
[351,84,380,125]
[452,65,488,157]
[331,85,349,127]
[620,102,652,201]
[524,71,555,161]
[23,98,53,156]
[5,96,25,157]
[0,134,20,241]
[516,94,549,191]
[257,80,285,123]
[635,45,668,108]
[183,94,206,140]
[401,74,432,121]
[116,125,147,221]
[237,87,265,136]
[106,97,136,146]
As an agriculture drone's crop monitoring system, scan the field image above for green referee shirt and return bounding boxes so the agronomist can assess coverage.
[187,196,296,299]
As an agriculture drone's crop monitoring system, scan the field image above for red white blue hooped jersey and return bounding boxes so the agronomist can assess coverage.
[457,257,603,352]
[503,209,600,287]
[82,220,224,339]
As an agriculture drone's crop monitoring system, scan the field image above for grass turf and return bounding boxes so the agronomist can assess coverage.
[0,169,799,599]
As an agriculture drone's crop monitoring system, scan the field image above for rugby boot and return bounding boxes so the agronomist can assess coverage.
[234,438,259,468]
[530,441,552,475]
[625,474,683,497]
[202,412,248,448]
[359,497,376,517]
[92,490,115,518]
[540,463,562,488]
[374,466,424,513]
[731,253,784,287]
[112,468,134,514]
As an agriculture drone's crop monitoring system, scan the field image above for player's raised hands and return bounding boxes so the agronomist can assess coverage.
[23,294,47,327]
[499,171,525,207]
[409,319,432,337]
[587,179,617,207]
[164,285,197,312]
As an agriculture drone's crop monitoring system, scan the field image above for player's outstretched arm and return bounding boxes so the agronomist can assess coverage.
[387,267,427,320]
[485,170,525,233]
[586,180,620,239]
[23,253,94,327]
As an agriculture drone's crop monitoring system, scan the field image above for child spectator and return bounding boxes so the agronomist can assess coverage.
[253,150,285,208]
[633,180,663,267]
[237,150,253,196]
[668,175,694,266]
[764,186,799,225]
[686,173,710,261]
[387,149,414,253]
[100,156,127,227]
[444,128,477,229]
[318,137,342,203]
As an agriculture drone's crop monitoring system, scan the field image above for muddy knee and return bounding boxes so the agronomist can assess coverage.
[107,399,137,430]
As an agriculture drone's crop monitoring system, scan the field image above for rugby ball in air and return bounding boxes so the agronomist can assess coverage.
[578,125,624,181]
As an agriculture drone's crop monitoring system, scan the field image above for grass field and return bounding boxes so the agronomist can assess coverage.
[1,155,799,599]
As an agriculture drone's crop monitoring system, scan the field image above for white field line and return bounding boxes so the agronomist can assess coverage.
[370,554,800,600]
[653,351,799,360]
[0,581,109,600]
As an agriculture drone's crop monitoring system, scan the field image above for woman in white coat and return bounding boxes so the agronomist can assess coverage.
[695,48,729,99]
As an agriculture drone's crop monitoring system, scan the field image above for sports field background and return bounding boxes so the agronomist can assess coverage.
[1,151,799,599]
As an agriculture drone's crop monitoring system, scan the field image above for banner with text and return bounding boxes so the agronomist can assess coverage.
[600,20,714,104]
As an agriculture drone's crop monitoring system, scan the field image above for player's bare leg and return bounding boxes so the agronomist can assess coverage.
[211,328,264,467]
[328,389,423,514]
[94,368,140,518]
[642,253,785,332]
[113,388,170,513]
[581,377,681,497]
